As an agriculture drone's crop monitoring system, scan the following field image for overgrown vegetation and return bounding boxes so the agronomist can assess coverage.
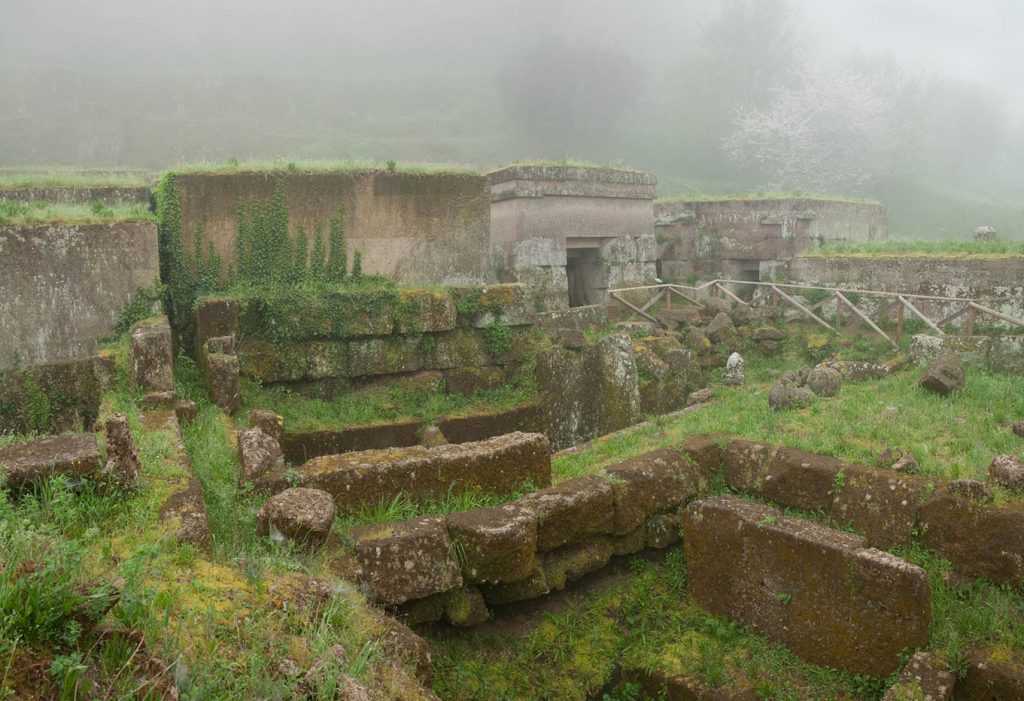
[0,199,153,225]
[0,169,150,189]
[172,158,480,176]
[801,239,1024,257]
[156,173,391,349]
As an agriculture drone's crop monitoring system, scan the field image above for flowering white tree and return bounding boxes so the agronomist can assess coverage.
[723,66,915,195]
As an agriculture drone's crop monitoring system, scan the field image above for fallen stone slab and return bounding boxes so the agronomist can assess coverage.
[603,447,701,534]
[237,427,284,483]
[445,504,538,585]
[0,433,101,489]
[259,432,551,515]
[349,516,463,605]
[101,413,141,491]
[682,496,931,677]
[882,651,954,701]
[280,420,425,464]
[988,454,1024,491]
[955,648,1024,700]
[204,352,241,414]
[768,379,816,411]
[514,474,615,551]
[919,348,965,396]
[805,366,842,397]
[829,464,933,549]
[920,483,1024,586]
[257,487,335,548]
[540,537,614,592]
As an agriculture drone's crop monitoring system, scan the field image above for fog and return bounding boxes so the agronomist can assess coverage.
[1,0,1021,237]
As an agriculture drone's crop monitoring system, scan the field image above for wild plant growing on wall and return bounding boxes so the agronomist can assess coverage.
[156,173,378,349]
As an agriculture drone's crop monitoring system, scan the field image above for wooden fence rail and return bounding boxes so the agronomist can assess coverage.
[607,279,1024,348]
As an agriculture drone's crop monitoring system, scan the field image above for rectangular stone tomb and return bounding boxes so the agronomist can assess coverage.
[256,431,551,513]
[0,433,101,489]
[682,496,931,677]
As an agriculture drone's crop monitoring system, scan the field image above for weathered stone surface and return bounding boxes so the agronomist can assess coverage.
[350,516,463,605]
[257,487,335,548]
[205,335,236,355]
[205,352,240,414]
[425,329,490,370]
[703,297,733,318]
[680,434,724,482]
[723,352,745,385]
[604,448,701,534]
[645,511,684,549]
[549,327,586,349]
[752,327,785,342]
[349,336,424,377]
[280,420,425,464]
[249,409,284,442]
[768,379,815,411]
[955,648,1024,700]
[444,586,490,627]
[237,427,284,483]
[919,349,965,396]
[991,336,1024,374]
[687,388,714,406]
[445,504,538,584]
[480,564,550,605]
[442,366,505,396]
[535,335,642,451]
[705,312,735,344]
[806,366,842,397]
[686,326,712,352]
[130,319,174,392]
[159,476,212,552]
[1013,421,1024,438]
[683,496,931,677]
[261,432,551,515]
[723,440,778,494]
[830,465,931,549]
[420,425,448,448]
[437,404,544,445]
[140,391,178,410]
[395,288,457,334]
[195,298,239,351]
[882,651,954,701]
[921,484,1024,586]
[988,454,1024,491]
[102,413,141,490]
[174,399,198,426]
[0,433,101,488]
[948,479,994,502]
[541,537,614,591]
[515,475,615,551]
[763,446,845,512]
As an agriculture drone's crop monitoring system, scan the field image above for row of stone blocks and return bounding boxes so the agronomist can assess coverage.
[257,431,552,516]
[341,446,706,626]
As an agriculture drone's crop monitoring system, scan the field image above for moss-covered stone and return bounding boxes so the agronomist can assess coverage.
[349,337,424,377]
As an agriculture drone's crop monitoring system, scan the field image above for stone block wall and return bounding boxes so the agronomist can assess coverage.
[489,166,658,310]
[194,283,534,395]
[788,256,1024,329]
[0,185,151,207]
[343,446,702,619]
[257,432,551,514]
[171,169,492,286]
[655,198,888,281]
[0,221,159,370]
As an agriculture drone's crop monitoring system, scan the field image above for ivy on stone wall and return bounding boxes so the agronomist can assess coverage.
[156,173,386,350]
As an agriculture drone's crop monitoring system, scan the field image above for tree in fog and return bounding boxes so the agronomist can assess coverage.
[496,37,643,158]
[661,0,801,179]
[724,65,919,195]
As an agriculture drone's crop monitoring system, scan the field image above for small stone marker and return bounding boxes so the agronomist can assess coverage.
[723,352,745,385]
[102,413,141,490]
[257,487,335,548]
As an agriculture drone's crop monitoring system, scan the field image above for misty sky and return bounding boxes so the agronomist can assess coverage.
[1,0,1020,116]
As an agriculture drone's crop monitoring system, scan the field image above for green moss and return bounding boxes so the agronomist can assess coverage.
[799,239,1024,258]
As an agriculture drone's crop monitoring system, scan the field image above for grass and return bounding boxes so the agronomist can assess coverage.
[552,334,1024,489]
[489,159,642,173]
[0,169,150,189]
[0,199,154,225]
[800,239,1024,258]
[168,158,481,176]
[656,190,882,206]
[430,549,894,701]
[240,376,537,433]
